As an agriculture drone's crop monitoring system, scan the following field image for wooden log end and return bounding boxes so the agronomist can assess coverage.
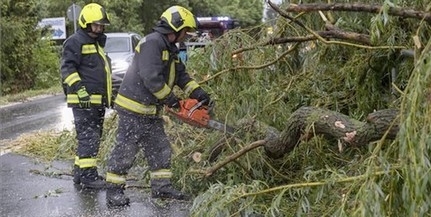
[192,152,202,163]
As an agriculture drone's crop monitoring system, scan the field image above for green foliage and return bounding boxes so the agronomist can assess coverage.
[103,0,146,35]
[0,0,60,95]
[33,39,61,90]
[210,0,264,27]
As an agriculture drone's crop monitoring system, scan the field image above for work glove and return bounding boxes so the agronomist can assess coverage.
[163,92,180,109]
[190,87,211,106]
[76,86,91,108]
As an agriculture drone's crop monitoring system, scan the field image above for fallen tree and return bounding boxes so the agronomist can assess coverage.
[202,106,399,176]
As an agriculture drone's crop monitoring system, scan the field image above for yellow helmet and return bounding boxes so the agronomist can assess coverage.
[78,3,110,29]
[160,6,197,32]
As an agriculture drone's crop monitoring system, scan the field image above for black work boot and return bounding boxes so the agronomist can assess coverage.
[151,179,190,200]
[80,167,106,189]
[73,165,81,184]
[106,183,130,207]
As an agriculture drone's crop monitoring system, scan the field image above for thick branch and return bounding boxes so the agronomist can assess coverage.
[278,2,431,23]
[264,106,399,159]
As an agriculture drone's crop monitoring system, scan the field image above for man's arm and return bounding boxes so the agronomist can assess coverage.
[60,38,82,93]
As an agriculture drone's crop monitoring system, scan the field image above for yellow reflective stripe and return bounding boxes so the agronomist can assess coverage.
[150,169,172,179]
[78,158,97,168]
[136,37,145,53]
[74,156,79,166]
[184,81,200,96]
[168,61,175,88]
[106,172,126,184]
[115,94,157,115]
[67,94,103,104]
[153,84,171,100]
[81,44,97,54]
[97,43,112,107]
[162,50,169,61]
[64,72,81,86]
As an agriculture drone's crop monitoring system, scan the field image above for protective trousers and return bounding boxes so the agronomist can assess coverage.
[72,107,105,180]
[107,110,171,179]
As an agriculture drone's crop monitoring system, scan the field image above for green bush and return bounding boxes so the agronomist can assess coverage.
[33,39,61,90]
[0,0,60,95]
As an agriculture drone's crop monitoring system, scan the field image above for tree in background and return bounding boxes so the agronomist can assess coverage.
[106,0,263,34]
[1,0,60,95]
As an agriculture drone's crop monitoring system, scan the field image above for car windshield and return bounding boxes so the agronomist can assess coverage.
[105,37,130,53]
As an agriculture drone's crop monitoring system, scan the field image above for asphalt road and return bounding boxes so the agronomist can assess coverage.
[0,94,74,143]
[0,153,191,217]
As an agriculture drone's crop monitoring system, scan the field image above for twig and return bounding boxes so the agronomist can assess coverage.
[200,44,298,84]
[232,29,371,55]
[204,140,266,177]
[229,167,399,202]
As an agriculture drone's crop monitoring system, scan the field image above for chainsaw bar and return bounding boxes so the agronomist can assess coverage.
[208,119,235,135]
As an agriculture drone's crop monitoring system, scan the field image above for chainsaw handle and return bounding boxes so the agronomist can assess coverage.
[206,99,215,115]
[187,100,205,117]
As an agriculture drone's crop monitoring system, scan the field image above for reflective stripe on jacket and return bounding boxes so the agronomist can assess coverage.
[60,29,112,108]
[114,31,200,115]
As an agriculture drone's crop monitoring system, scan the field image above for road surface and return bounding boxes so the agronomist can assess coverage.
[0,94,74,143]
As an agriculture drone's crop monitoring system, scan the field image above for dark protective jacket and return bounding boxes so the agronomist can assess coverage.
[61,29,112,108]
[114,31,200,115]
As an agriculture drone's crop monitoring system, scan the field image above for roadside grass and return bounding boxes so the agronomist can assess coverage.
[9,112,118,164]
[0,86,62,106]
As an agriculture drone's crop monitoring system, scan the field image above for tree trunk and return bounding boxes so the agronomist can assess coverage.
[264,106,399,159]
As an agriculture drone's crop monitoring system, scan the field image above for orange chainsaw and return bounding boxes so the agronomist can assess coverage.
[165,98,234,134]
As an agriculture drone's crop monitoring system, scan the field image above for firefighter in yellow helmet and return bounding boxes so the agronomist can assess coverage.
[60,3,111,189]
[105,6,211,206]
